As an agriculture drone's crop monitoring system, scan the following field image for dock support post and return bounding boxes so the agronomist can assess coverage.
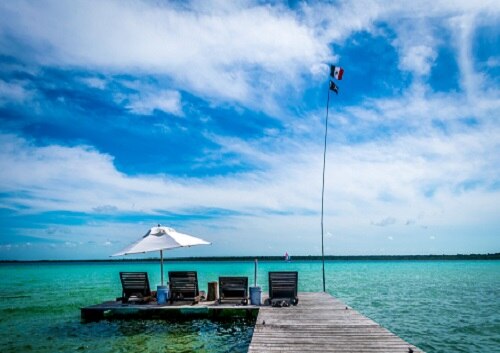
[81,308,105,322]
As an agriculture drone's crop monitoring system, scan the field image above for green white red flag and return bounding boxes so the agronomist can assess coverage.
[330,65,344,80]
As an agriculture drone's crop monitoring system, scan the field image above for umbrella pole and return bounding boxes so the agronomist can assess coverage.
[160,250,164,286]
[254,258,258,286]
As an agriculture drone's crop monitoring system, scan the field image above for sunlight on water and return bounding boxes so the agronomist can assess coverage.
[1,260,499,353]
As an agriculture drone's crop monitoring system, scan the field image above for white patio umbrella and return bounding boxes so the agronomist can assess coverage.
[111,225,210,285]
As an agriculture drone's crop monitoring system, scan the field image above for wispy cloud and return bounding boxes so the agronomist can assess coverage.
[0,0,330,113]
[0,79,33,106]
[373,218,397,227]
[0,0,498,258]
[1,101,498,248]
[126,89,183,116]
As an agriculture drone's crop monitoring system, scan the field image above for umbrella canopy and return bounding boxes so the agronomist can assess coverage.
[112,226,210,256]
[111,225,210,285]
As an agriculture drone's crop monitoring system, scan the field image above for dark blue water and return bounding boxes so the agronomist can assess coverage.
[1,260,499,352]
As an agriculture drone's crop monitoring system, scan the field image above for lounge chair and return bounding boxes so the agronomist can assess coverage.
[218,276,248,305]
[168,271,200,304]
[268,271,299,306]
[119,272,151,304]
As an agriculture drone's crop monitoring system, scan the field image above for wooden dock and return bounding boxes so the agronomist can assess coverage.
[81,292,424,352]
[81,300,258,322]
[249,292,423,353]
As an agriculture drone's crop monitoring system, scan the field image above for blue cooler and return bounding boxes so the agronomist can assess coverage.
[249,286,261,305]
[157,285,169,304]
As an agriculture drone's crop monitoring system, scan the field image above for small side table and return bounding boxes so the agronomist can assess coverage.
[207,281,218,301]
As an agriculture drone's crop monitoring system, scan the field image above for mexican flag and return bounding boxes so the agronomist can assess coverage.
[330,65,344,80]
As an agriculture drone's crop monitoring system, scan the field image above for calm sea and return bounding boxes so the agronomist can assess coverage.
[0,260,499,353]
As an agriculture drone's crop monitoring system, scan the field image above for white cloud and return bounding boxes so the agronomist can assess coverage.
[1,0,498,115]
[0,0,330,112]
[302,0,498,87]
[0,0,499,256]
[0,79,32,106]
[1,87,499,251]
[80,77,107,89]
[449,14,479,99]
[399,45,437,76]
[92,205,118,214]
[126,89,183,116]
[372,217,397,227]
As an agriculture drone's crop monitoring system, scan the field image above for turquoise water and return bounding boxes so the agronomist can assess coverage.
[1,260,499,352]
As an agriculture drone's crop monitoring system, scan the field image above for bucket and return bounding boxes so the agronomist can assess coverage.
[157,285,169,305]
[249,286,261,305]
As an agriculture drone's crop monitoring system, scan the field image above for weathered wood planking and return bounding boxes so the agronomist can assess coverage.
[80,300,258,322]
[248,292,423,353]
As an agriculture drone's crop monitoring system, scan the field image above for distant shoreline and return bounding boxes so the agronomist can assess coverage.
[1,253,499,263]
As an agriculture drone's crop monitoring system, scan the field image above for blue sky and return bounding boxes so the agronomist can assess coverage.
[0,0,499,260]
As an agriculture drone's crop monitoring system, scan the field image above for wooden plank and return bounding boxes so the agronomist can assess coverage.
[248,292,424,353]
[80,299,260,322]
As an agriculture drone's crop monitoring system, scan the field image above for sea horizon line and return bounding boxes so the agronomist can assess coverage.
[1,253,499,263]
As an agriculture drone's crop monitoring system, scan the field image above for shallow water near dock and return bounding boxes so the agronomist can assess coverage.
[1,260,499,353]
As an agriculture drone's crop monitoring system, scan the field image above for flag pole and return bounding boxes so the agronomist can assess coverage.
[321,82,331,293]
